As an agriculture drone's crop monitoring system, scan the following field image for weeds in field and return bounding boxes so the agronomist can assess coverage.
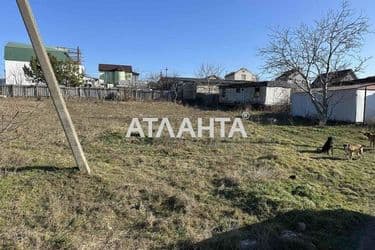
[0,99,373,249]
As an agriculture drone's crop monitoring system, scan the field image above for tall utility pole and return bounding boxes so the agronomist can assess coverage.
[77,46,81,64]
[16,0,92,175]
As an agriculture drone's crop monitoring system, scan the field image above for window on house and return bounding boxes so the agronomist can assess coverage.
[241,74,247,80]
[222,89,226,98]
[254,87,260,98]
[236,87,241,93]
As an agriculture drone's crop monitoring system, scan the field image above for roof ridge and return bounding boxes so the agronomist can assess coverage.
[5,42,67,51]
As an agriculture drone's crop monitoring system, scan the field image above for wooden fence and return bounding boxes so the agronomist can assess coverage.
[0,85,173,102]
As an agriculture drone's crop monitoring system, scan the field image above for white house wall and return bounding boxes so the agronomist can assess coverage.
[264,87,291,106]
[5,60,34,85]
[225,69,257,81]
[233,70,256,81]
[330,90,358,122]
[6,60,85,86]
[356,90,365,123]
[357,89,375,124]
[291,93,317,118]
[291,89,358,122]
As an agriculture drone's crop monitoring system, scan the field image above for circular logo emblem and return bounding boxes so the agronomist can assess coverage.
[242,111,250,120]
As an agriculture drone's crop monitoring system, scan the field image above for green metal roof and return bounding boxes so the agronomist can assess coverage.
[4,42,71,62]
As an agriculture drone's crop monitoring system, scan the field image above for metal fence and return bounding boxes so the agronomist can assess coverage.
[0,85,173,102]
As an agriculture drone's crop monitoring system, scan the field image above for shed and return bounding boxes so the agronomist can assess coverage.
[218,81,293,106]
[291,82,375,124]
[158,77,198,101]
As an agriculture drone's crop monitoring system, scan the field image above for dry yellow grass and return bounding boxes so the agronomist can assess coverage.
[0,98,373,249]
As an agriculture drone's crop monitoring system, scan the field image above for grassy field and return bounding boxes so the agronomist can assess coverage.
[0,98,373,249]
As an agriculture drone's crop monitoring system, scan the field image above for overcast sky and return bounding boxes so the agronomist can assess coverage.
[1,0,374,79]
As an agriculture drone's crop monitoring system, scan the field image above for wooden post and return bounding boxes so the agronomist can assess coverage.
[16,0,91,174]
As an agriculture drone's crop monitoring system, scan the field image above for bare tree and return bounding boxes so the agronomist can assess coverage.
[195,63,224,94]
[195,63,224,79]
[164,72,180,103]
[146,72,161,83]
[8,68,25,85]
[146,72,162,90]
[259,1,371,125]
[148,72,181,102]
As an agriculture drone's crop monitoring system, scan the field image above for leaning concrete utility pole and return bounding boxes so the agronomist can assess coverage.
[16,0,91,175]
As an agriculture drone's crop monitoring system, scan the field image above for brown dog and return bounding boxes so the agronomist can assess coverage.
[343,144,364,160]
[363,132,375,148]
